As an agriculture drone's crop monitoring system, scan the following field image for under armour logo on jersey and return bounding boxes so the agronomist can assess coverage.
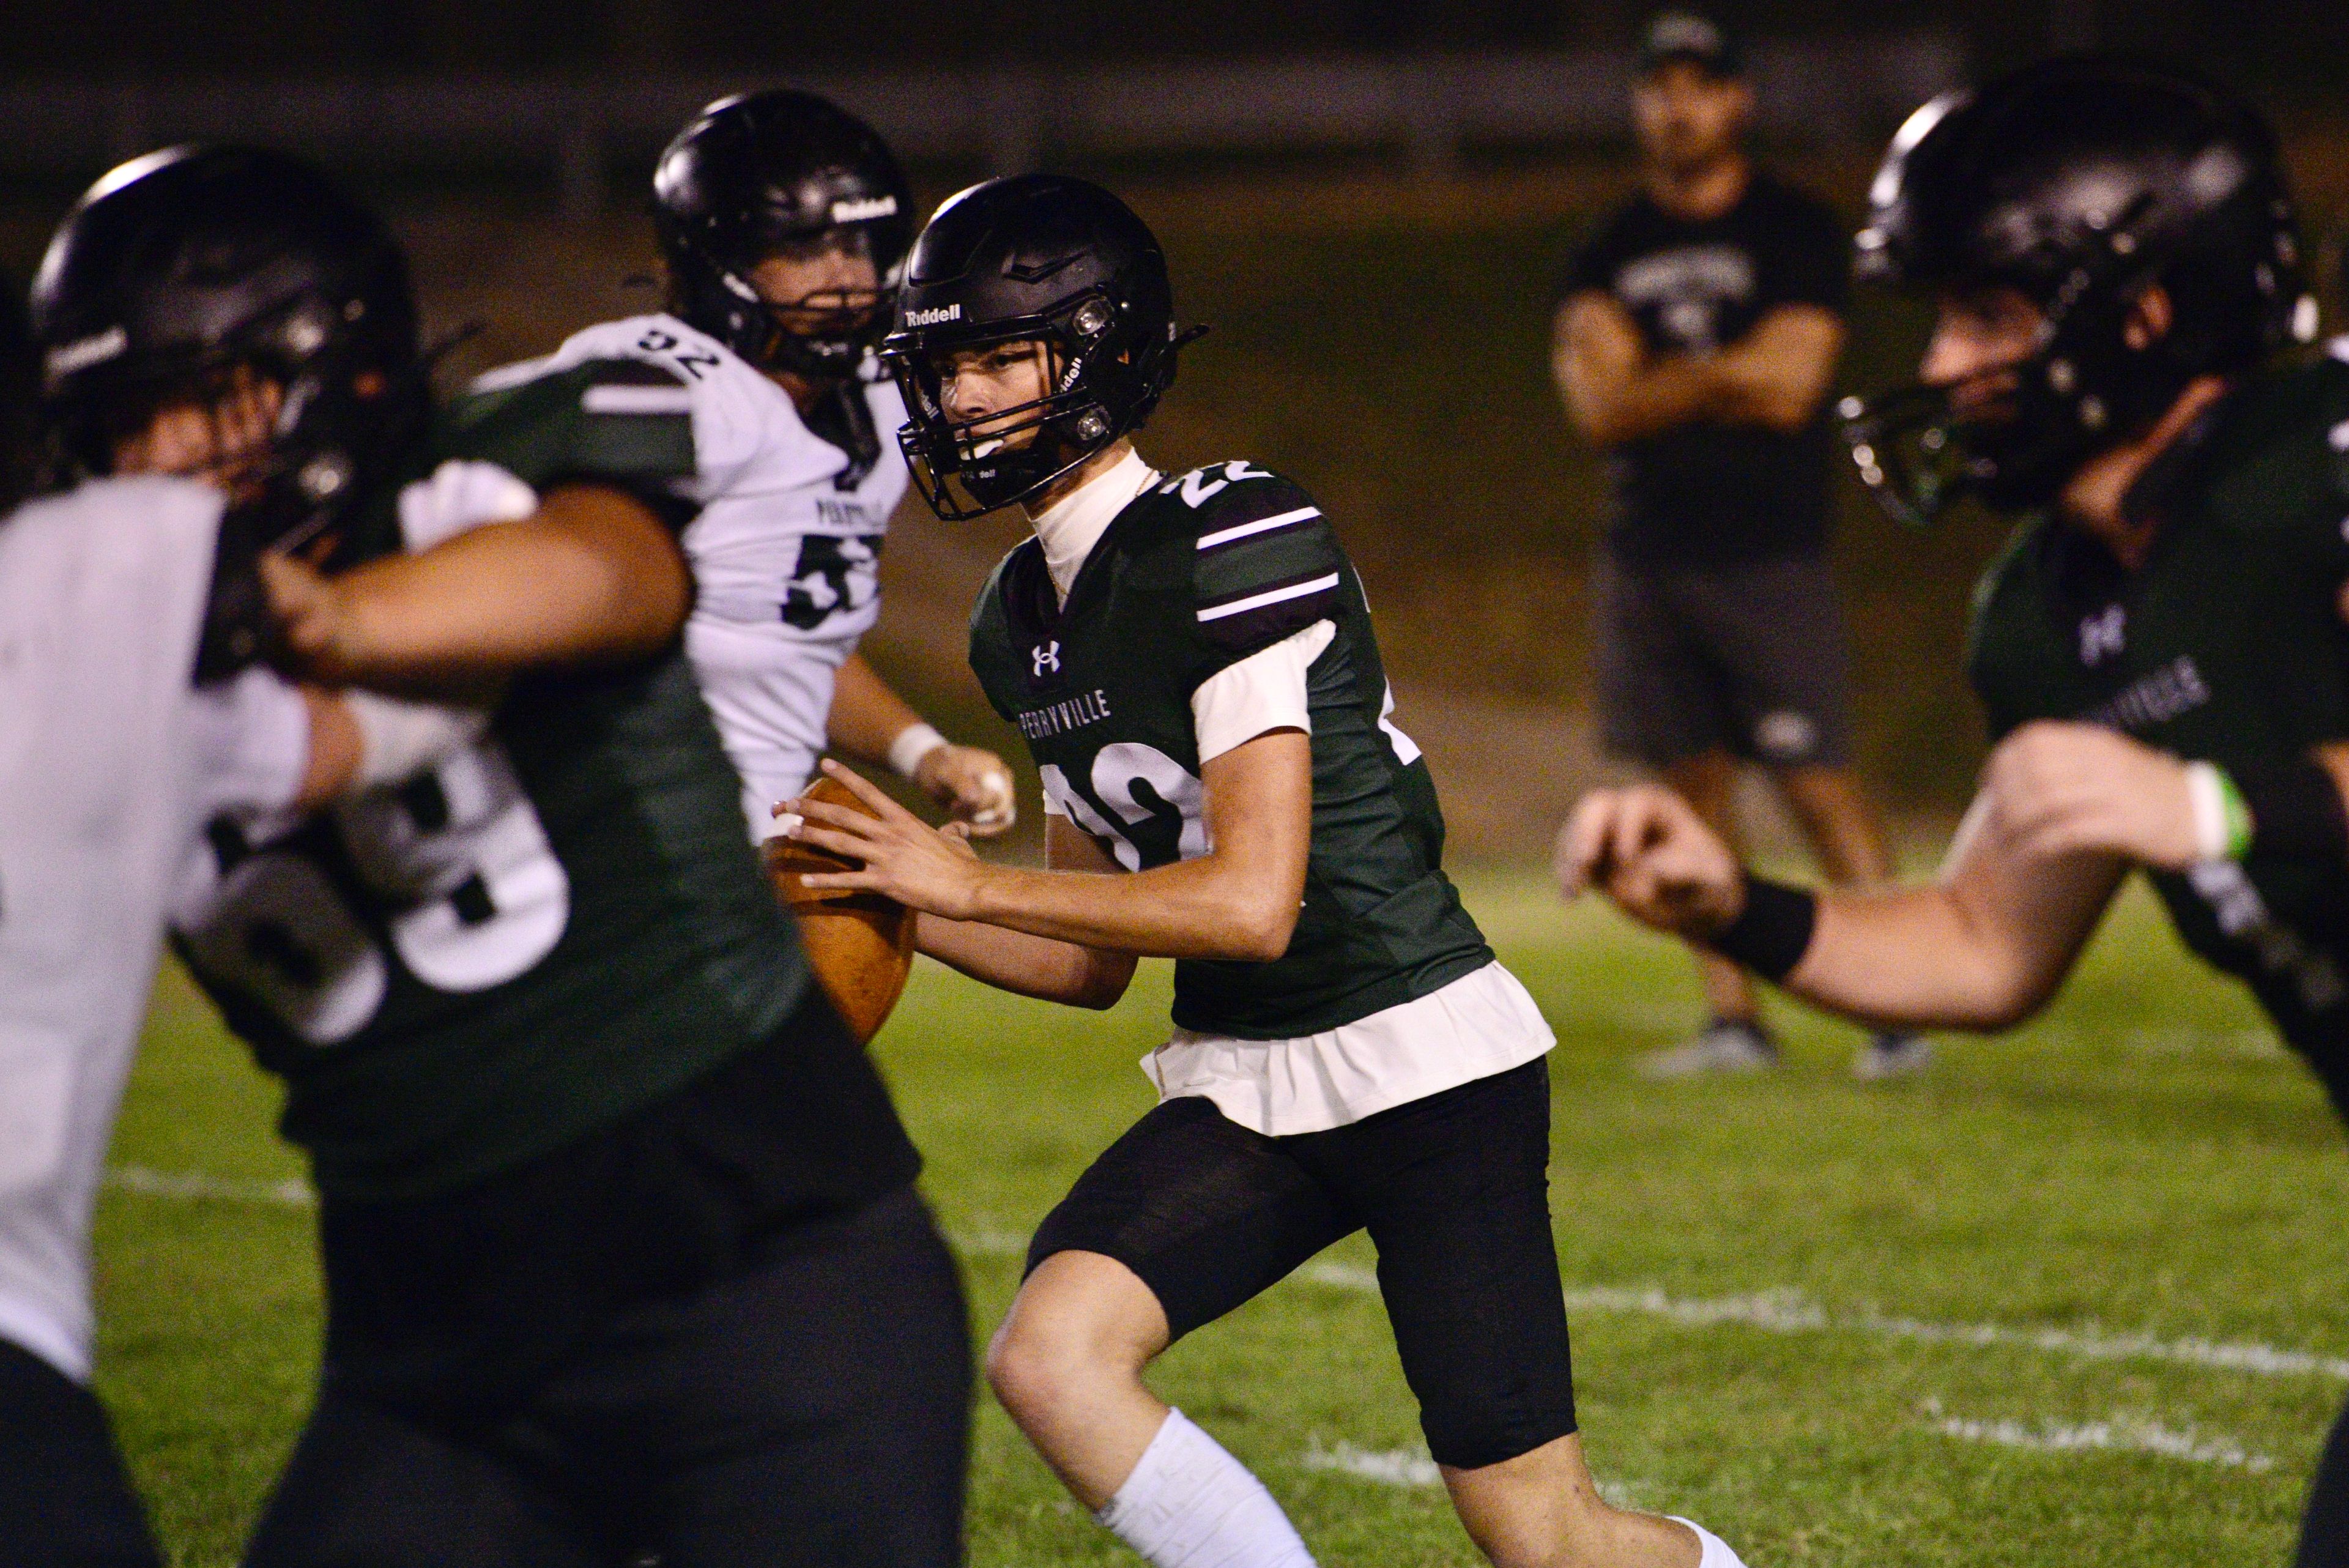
[1032,641,1062,676]
[2079,604,2126,666]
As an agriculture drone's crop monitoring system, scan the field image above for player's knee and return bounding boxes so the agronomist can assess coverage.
[985,1264,1158,1419]
[984,1310,1097,1420]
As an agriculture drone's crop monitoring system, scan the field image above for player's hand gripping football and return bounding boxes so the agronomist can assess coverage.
[914,743,1018,837]
[784,760,995,920]
[1982,721,2200,871]
[1556,784,1748,938]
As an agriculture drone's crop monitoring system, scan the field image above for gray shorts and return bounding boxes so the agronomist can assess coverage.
[1592,551,1855,769]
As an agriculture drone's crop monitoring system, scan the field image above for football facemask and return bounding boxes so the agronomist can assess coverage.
[889,307,1159,520]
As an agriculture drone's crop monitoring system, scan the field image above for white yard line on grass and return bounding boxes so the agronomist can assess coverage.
[1299,1439,1441,1488]
[957,1227,1031,1258]
[105,1165,314,1206]
[1920,1398,2274,1471]
[1295,1439,1651,1510]
[1291,1262,2349,1383]
[111,1193,2349,1389]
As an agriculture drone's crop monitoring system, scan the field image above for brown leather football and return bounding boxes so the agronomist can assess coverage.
[763,774,916,1045]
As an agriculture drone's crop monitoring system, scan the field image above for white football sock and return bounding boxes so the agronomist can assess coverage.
[1669,1517,1751,1568]
[1095,1408,1316,1568]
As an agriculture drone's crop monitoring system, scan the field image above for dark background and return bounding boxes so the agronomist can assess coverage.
[5,0,2345,102]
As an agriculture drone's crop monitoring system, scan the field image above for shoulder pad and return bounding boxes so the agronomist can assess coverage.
[2196,356,2349,551]
[1157,461,1347,656]
[442,356,696,494]
[973,537,1039,622]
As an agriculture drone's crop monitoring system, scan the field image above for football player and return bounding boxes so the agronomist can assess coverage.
[494,89,1013,844]
[1559,58,2349,1566]
[0,276,475,1565]
[34,146,968,1567]
[788,176,1750,1568]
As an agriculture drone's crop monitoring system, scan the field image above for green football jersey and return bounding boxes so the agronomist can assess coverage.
[173,356,832,1200]
[1967,352,2349,1049]
[969,460,1493,1038]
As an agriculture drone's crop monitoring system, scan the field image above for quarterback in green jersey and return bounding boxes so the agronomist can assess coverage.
[34,147,967,1567]
[786,174,1750,1568]
[1565,58,2349,1566]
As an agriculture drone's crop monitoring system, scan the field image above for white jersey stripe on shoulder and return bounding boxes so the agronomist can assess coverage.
[582,384,694,415]
[1197,572,1342,623]
[1195,506,1322,551]
[467,354,557,393]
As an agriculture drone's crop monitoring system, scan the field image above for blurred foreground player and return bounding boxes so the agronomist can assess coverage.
[1562,58,2349,1566]
[0,280,472,1566]
[790,174,1751,1568]
[1554,10,1923,1079]
[502,89,1012,845]
[35,146,968,1567]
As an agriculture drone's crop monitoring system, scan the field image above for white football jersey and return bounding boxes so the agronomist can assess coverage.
[515,313,910,837]
[0,477,311,1381]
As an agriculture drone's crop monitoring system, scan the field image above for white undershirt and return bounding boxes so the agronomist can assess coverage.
[1029,447,1163,606]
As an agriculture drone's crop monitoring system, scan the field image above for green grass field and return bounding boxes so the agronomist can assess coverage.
[97,869,2349,1567]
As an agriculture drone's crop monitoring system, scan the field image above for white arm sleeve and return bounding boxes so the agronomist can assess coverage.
[185,668,313,818]
[1189,620,1335,765]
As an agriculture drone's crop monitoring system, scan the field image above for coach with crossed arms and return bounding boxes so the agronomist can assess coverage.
[1554,10,1923,1079]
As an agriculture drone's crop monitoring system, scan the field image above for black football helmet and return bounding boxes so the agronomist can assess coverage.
[653,91,913,384]
[32,145,423,544]
[32,146,425,675]
[880,174,1204,519]
[1841,56,2315,526]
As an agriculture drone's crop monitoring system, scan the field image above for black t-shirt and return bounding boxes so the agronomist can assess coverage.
[1561,171,1849,568]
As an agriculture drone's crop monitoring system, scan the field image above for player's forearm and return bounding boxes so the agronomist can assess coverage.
[826,653,929,765]
[1554,295,1730,447]
[1710,347,1824,433]
[914,913,1135,1009]
[1773,886,2052,1031]
[1708,309,1844,434]
[1562,354,1729,446]
[962,855,1300,963]
[287,487,689,686]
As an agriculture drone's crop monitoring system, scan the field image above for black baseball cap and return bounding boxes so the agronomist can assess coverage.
[1635,10,1743,78]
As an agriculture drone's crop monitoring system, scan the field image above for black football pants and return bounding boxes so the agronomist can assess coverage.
[0,1337,163,1568]
[2301,1393,2349,1567]
[241,1186,970,1568]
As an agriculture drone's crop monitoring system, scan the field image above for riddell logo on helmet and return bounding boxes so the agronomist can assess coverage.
[904,304,962,327]
[831,195,899,223]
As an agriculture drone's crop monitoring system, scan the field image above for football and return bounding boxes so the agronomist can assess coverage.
[762,774,917,1044]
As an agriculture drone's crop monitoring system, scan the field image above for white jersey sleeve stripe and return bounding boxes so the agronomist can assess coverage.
[1195,573,1341,623]
[1195,506,1322,551]
[582,384,696,415]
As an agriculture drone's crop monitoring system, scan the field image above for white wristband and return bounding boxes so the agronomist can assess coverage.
[346,691,491,789]
[2183,759,2231,863]
[888,722,950,781]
